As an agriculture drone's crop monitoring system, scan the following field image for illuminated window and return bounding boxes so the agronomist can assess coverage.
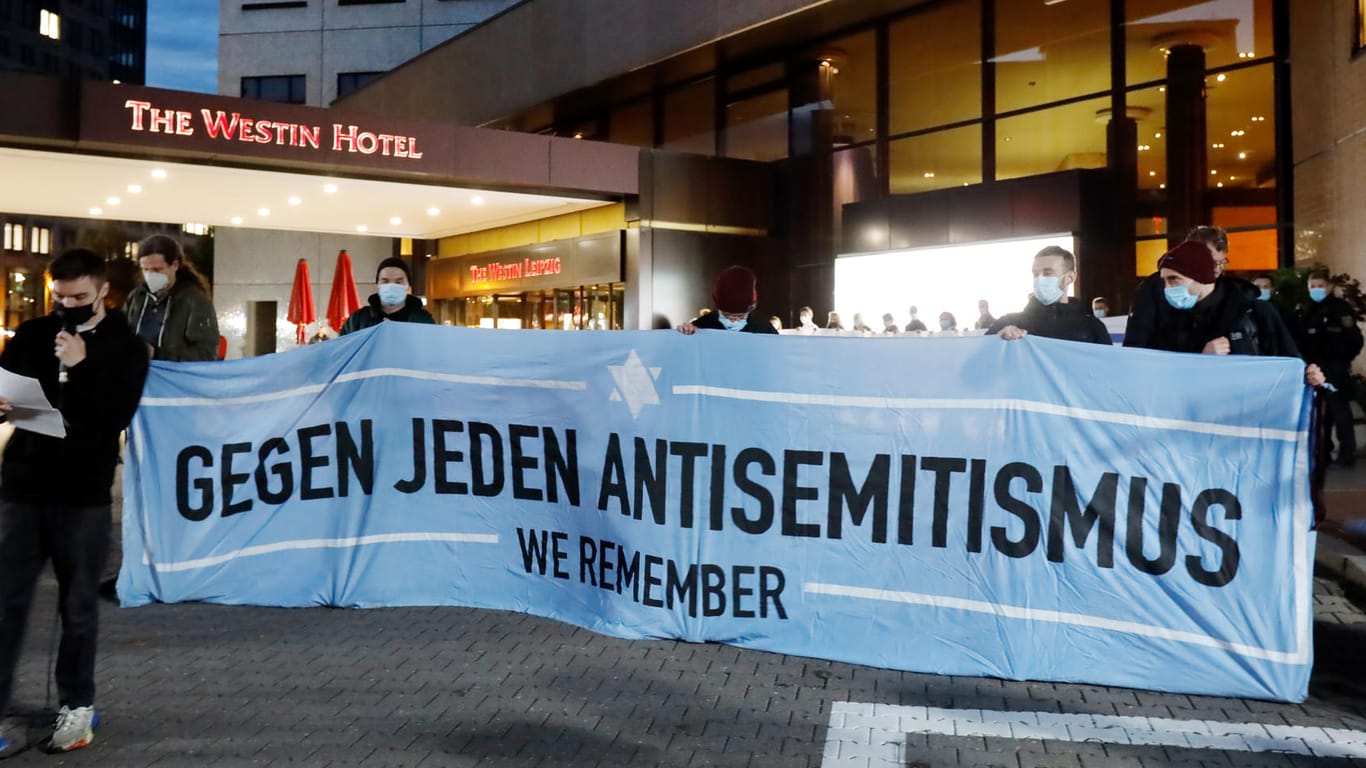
[182,223,210,236]
[3,223,23,251]
[39,10,61,41]
[30,227,50,255]
[1359,0,1366,52]
[124,241,139,259]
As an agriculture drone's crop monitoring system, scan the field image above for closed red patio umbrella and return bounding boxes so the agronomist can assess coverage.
[287,258,316,345]
[326,249,362,332]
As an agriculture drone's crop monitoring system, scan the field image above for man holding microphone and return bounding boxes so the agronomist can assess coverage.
[0,249,148,757]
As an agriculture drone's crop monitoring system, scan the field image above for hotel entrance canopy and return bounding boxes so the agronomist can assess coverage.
[0,73,639,239]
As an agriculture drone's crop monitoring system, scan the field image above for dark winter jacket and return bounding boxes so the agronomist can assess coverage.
[986,298,1111,345]
[339,294,436,334]
[1124,273,1259,350]
[1127,280,1300,357]
[1294,295,1364,386]
[692,311,779,334]
[124,277,220,362]
[0,310,149,505]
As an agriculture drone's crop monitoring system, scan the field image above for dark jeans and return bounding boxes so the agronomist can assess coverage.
[0,500,110,714]
[1326,389,1357,463]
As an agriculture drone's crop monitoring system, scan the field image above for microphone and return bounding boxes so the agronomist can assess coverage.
[57,312,79,385]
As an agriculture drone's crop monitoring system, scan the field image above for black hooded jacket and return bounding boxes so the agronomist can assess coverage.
[339,294,436,334]
[0,310,149,505]
[985,298,1111,344]
[692,310,778,334]
[1127,280,1299,357]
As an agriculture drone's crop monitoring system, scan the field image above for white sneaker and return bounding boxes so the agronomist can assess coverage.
[47,706,95,753]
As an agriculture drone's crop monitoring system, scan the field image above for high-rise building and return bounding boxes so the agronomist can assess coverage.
[0,0,147,84]
[218,0,518,107]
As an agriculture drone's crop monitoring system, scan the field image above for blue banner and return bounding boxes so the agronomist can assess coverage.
[118,323,1315,702]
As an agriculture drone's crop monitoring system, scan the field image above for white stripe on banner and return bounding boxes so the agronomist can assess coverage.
[802,582,1304,664]
[146,532,499,572]
[821,703,1366,764]
[142,368,587,407]
[672,386,1301,441]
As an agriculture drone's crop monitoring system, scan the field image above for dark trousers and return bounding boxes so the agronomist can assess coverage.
[0,500,110,714]
[1326,389,1357,463]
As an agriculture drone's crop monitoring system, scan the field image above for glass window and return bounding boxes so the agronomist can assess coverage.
[241,75,306,104]
[726,89,788,161]
[728,62,784,93]
[889,0,981,135]
[1126,0,1273,85]
[29,226,49,255]
[1359,0,1366,52]
[3,223,22,251]
[996,96,1109,181]
[889,124,982,194]
[1128,85,1167,191]
[995,0,1110,113]
[336,71,382,100]
[5,269,40,331]
[661,80,715,156]
[1206,63,1274,190]
[794,30,875,154]
[833,143,879,206]
[609,99,653,147]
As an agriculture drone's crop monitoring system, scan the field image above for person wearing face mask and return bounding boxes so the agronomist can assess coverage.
[987,246,1110,344]
[1091,297,1110,319]
[974,299,996,330]
[904,306,928,333]
[339,257,435,334]
[1124,226,1260,349]
[935,312,958,335]
[122,235,219,362]
[0,249,149,758]
[676,266,778,335]
[1293,269,1363,466]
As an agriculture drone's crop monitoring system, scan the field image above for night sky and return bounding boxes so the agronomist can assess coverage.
[145,0,218,93]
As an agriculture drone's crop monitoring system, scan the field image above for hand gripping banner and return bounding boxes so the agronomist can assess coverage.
[118,323,1315,701]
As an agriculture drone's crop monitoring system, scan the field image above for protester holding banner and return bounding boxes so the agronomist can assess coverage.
[123,234,219,362]
[1125,226,1260,349]
[676,266,778,335]
[988,246,1110,345]
[0,249,150,757]
[339,257,435,334]
[1134,241,1325,388]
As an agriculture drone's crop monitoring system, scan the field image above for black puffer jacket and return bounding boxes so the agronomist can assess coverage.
[1132,280,1300,357]
[339,294,436,334]
[986,298,1110,344]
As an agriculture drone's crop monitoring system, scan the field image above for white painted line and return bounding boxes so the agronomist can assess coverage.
[822,703,1366,766]
[142,367,587,406]
[803,581,1306,664]
[671,386,1302,441]
[144,532,499,572]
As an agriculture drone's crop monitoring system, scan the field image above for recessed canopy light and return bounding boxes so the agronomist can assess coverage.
[426,207,441,216]
[258,208,270,216]
[1148,171,1156,177]
[89,207,103,216]
[127,184,142,194]
[1215,73,1226,82]
[1238,152,1247,159]
[323,183,338,194]
[357,225,368,233]
[470,196,485,206]
[1154,132,1162,139]
[106,196,121,205]
[389,217,402,225]
[1216,182,1224,188]
[288,196,302,206]
[230,216,243,225]
[922,172,935,178]
[1159,183,1166,189]
[1210,170,1218,175]
[151,169,168,180]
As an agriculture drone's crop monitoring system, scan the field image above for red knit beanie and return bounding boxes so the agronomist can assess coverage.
[712,266,758,314]
[1158,241,1217,284]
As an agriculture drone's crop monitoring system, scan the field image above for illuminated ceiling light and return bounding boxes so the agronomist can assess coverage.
[323,183,338,194]
[426,206,441,216]
[1158,86,1166,92]
[1159,183,1166,189]
[89,207,103,216]
[1231,130,1245,136]
[151,169,168,179]
[1238,152,1247,159]
[1154,132,1162,139]
[1215,73,1226,82]
[1212,142,1225,148]
[1003,137,1012,142]
[1043,0,1068,5]
[470,196,485,206]
[127,184,142,194]
[230,216,243,225]
[572,132,584,140]
[258,208,270,216]
[389,217,402,225]
[357,225,368,233]
[1148,171,1157,177]
[922,172,935,178]
[106,196,121,205]
[1210,169,1218,175]
[288,196,302,206]
[1216,182,1224,188]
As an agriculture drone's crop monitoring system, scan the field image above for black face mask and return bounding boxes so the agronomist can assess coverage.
[55,302,97,334]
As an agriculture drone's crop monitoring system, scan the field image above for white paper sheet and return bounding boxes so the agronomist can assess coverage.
[0,367,65,438]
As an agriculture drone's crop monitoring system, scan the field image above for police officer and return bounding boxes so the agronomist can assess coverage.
[1295,269,1364,466]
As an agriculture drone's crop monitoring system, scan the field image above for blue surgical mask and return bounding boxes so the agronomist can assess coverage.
[1258,289,1272,301]
[1164,285,1200,310]
[718,313,748,332]
[1309,287,1328,303]
[1093,309,1107,319]
[378,283,408,307]
[939,319,954,331]
[1033,276,1065,305]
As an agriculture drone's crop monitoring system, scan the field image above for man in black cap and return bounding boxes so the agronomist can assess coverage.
[676,266,778,335]
[987,246,1110,345]
[340,257,435,334]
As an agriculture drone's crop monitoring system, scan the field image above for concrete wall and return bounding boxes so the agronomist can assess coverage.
[218,0,516,106]
[335,0,829,125]
[214,228,391,358]
[1291,1,1366,277]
